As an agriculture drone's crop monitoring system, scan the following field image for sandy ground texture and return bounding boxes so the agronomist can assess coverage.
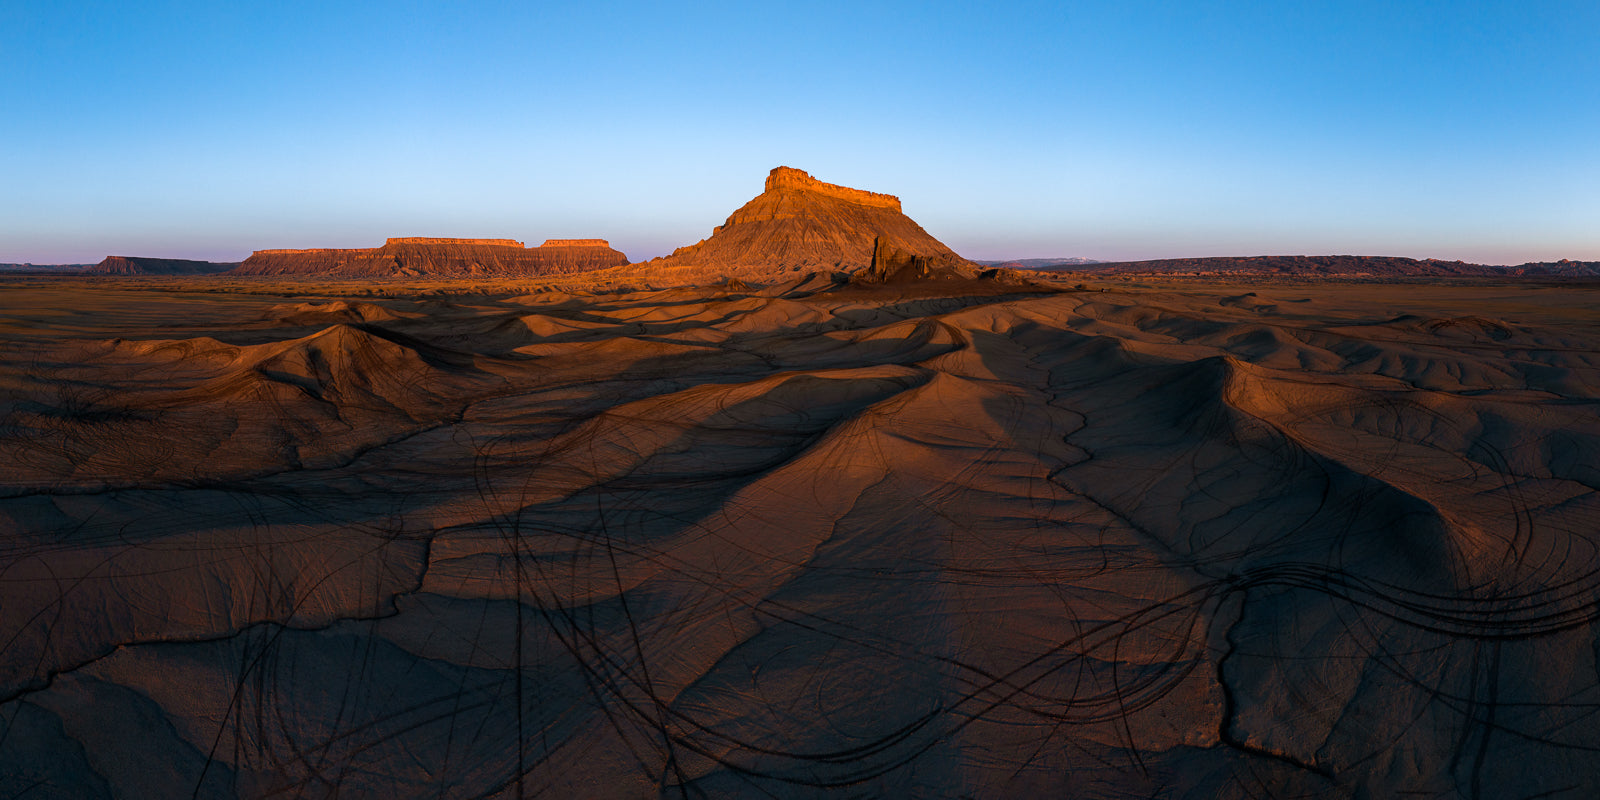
[1,275,1598,798]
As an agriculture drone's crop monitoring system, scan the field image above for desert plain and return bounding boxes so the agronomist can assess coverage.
[2,268,1599,798]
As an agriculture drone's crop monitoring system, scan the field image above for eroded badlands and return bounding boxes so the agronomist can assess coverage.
[1,276,1598,798]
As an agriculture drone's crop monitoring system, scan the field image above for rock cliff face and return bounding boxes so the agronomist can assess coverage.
[761,166,902,210]
[233,238,628,278]
[857,237,982,283]
[640,167,974,281]
[89,256,239,275]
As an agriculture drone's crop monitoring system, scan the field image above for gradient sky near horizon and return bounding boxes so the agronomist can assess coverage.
[3,0,1596,265]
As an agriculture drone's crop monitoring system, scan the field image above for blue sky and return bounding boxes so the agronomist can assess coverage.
[2,0,1596,264]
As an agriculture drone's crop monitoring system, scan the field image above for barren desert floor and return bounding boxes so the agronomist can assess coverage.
[2,275,1599,798]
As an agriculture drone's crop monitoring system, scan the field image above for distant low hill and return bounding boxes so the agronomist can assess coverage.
[1019,255,1600,278]
[0,263,93,272]
[973,257,1101,270]
[1502,260,1600,277]
[89,256,239,275]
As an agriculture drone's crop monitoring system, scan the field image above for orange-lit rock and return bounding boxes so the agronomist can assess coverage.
[762,166,903,210]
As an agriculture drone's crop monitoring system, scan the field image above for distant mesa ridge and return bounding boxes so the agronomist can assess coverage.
[235,236,627,278]
[252,238,617,255]
[89,256,237,275]
[1029,254,1600,277]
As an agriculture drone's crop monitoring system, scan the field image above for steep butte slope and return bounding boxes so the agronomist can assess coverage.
[233,237,628,278]
[88,256,238,275]
[638,166,975,281]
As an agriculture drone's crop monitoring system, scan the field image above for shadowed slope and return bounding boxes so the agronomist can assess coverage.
[89,256,238,275]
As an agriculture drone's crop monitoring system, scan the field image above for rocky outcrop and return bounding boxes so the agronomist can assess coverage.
[857,237,979,283]
[233,238,628,278]
[89,256,239,275]
[637,166,975,281]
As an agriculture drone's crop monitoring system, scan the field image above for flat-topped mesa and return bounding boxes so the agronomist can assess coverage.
[386,237,525,247]
[540,239,611,248]
[89,256,238,275]
[234,236,629,277]
[764,166,901,211]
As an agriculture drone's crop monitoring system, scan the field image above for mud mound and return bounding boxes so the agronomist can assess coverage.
[1422,315,1515,340]
[0,324,494,489]
[263,299,414,325]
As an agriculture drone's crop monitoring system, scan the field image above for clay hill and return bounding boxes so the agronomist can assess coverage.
[637,166,976,281]
[232,237,629,278]
[89,256,239,275]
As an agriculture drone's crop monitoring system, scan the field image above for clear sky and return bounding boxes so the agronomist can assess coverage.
[3,0,1596,265]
